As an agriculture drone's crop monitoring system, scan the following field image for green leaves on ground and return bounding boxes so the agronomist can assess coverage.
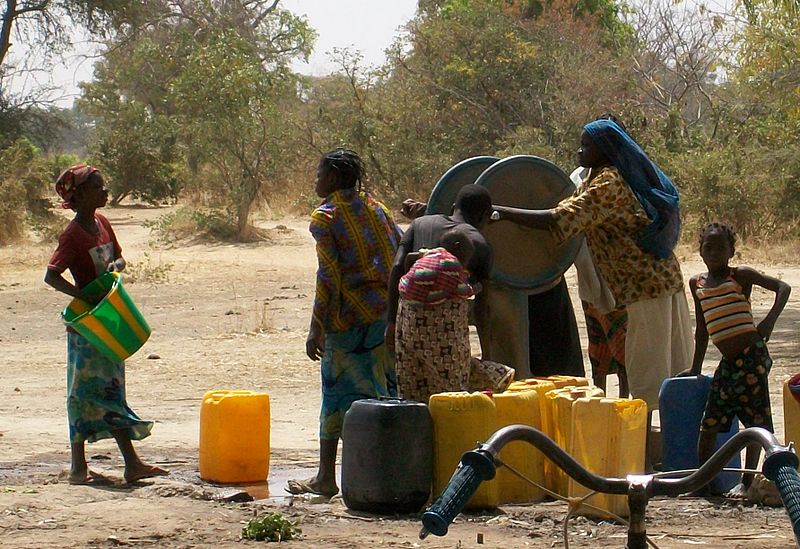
[241,513,301,542]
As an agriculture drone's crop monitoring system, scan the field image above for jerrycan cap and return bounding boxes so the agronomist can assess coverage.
[481,390,494,397]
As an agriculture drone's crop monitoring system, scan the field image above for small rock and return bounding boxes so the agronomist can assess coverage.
[91,454,111,460]
[142,482,207,499]
[13,387,20,392]
[748,474,783,507]
[211,489,253,503]
[147,353,161,360]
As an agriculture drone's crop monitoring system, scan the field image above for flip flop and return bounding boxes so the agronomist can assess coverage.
[285,478,337,497]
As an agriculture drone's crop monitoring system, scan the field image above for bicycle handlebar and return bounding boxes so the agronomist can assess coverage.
[419,450,496,538]
[763,447,800,540]
[420,425,800,545]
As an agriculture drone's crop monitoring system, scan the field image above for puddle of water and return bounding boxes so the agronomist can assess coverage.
[223,464,340,503]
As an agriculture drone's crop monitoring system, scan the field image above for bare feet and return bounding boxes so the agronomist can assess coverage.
[285,476,338,497]
[67,469,113,486]
[124,462,169,484]
[724,482,748,499]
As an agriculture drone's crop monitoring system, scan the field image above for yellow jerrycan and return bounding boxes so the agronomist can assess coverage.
[430,391,498,509]
[784,377,800,447]
[534,375,589,389]
[199,390,271,483]
[506,379,557,489]
[546,385,605,495]
[506,378,557,415]
[569,397,647,519]
[493,390,546,503]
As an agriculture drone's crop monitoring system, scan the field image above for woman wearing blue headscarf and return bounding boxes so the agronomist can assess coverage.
[492,120,692,412]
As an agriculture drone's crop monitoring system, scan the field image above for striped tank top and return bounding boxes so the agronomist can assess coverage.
[695,270,758,345]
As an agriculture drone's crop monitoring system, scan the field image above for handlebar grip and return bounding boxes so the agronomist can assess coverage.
[420,450,496,538]
[773,463,800,540]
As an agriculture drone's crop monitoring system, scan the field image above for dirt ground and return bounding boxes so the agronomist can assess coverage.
[2,205,800,548]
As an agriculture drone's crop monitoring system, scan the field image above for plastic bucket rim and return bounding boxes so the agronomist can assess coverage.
[61,271,120,326]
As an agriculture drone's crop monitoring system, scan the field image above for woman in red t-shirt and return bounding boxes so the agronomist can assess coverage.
[44,165,167,485]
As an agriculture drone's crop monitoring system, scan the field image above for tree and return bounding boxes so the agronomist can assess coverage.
[0,1,155,69]
[78,1,313,236]
[630,0,732,147]
[172,28,308,239]
[79,37,186,205]
[297,0,635,201]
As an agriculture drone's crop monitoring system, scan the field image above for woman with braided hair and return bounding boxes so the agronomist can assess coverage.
[287,148,401,497]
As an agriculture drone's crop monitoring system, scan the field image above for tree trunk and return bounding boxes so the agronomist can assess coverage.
[235,176,262,241]
[236,197,253,242]
[0,2,18,70]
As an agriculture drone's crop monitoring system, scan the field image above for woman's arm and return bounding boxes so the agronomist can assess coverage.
[385,226,415,352]
[401,199,427,220]
[44,268,102,305]
[491,206,556,230]
[686,276,708,375]
[307,214,338,361]
[735,266,791,341]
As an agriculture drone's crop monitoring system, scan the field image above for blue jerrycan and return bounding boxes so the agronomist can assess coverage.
[659,376,741,493]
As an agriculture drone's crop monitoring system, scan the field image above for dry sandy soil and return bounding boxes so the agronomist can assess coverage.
[2,205,800,548]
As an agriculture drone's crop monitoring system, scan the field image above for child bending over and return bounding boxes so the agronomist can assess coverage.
[686,222,790,495]
[396,227,513,402]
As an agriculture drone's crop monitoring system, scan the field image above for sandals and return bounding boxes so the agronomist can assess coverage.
[285,478,338,497]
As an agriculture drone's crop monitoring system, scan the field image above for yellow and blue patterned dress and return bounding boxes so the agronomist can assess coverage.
[49,214,153,444]
[310,188,401,440]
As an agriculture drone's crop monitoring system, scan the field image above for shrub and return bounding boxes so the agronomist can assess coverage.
[0,139,56,245]
[146,206,238,243]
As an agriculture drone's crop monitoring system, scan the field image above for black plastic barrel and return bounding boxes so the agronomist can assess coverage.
[341,398,433,514]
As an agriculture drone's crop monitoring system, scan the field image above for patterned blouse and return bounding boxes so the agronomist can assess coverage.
[399,248,474,305]
[551,167,684,307]
[310,188,401,332]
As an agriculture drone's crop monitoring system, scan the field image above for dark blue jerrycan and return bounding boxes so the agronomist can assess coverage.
[659,375,741,493]
[341,398,433,514]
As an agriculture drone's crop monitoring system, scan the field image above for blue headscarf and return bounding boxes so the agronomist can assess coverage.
[584,119,681,259]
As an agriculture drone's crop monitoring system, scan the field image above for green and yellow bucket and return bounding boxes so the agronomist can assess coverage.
[62,272,151,362]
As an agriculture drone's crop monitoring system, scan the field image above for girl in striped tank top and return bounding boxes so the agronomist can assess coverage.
[686,223,790,495]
